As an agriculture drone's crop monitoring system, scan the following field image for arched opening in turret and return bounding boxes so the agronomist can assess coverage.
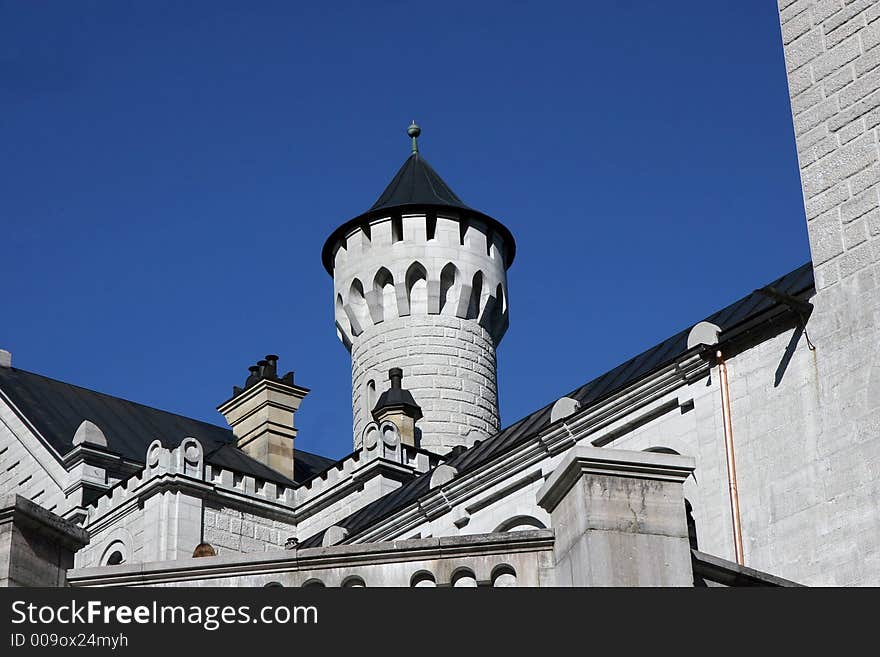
[439,263,460,315]
[496,283,506,314]
[466,271,484,320]
[335,293,352,343]
[406,262,428,315]
[348,279,370,330]
[366,379,377,416]
[373,267,396,321]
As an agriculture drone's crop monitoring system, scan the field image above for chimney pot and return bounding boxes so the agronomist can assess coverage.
[389,367,403,389]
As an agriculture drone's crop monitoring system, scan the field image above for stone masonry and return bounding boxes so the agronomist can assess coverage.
[777,0,880,584]
[351,314,499,452]
[329,213,511,453]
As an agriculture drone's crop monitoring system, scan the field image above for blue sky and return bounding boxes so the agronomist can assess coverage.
[1,1,809,460]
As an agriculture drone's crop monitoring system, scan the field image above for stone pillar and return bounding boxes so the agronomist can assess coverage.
[0,495,89,587]
[537,446,695,587]
[141,490,203,562]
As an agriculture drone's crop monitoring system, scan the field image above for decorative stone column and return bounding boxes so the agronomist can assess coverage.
[537,446,695,587]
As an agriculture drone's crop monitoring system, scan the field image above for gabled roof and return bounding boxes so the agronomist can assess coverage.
[300,261,816,547]
[321,152,516,274]
[0,368,335,487]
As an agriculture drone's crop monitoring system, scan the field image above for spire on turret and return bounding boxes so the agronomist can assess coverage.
[408,120,421,154]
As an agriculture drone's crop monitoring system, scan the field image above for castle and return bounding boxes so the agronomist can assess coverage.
[2,2,879,587]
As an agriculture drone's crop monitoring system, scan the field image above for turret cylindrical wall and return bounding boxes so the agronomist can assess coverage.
[329,212,511,454]
[352,315,498,452]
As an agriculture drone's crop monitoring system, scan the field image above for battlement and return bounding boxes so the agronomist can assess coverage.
[293,426,440,505]
[85,438,299,524]
[331,212,510,349]
[84,432,441,534]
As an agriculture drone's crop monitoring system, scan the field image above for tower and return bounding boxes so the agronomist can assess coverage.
[322,123,515,454]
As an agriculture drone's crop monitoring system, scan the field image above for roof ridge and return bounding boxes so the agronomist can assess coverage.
[0,367,229,433]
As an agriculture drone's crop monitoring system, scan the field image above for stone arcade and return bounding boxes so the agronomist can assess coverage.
[2,3,879,586]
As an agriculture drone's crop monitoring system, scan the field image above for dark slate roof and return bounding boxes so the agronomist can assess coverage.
[321,153,516,274]
[300,261,816,547]
[0,368,335,487]
[370,153,470,213]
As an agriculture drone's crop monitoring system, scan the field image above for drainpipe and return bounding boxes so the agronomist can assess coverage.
[717,349,745,566]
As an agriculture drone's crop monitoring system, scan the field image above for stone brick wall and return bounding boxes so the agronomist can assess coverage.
[203,502,296,554]
[777,0,880,584]
[780,0,880,287]
[0,402,68,516]
[351,315,499,453]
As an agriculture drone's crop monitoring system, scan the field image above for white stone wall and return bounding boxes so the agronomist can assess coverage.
[351,315,499,452]
[77,510,142,569]
[330,212,510,453]
[777,0,880,584]
[203,503,295,554]
[780,0,880,288]
[0,399,68,516]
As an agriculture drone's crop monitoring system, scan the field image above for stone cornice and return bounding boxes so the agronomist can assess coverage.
[535,446,696,514]
[0,494,90,550]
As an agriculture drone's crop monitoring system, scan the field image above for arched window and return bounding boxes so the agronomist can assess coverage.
[373,267,396,321]
[491,565,517,587]
[341,576,366,588]
[302,579,325,588]
[264,581,284,588]
[101,540,128,566]
[439,263,459,315]
[466,271,483,319]
[348,278,370,330]
[406,262,428,315]
[496,283,506,314]
[493,515,547,533]
[410,571,437,588]
[451,567,478,588]
[366,379,377,414]
[335,293,351,345]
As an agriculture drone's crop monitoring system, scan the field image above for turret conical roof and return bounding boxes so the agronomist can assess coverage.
[321,124,515,274]
[369,152,471,214]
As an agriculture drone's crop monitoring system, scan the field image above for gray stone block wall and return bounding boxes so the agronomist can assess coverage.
[779,0,880,290]
[0,403,68,515]
[351,314,499,453]
[1,495,89,587]
[776,0,880,584]
[203,503,295,554]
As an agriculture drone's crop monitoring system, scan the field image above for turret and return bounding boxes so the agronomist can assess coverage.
[322,123,515,454]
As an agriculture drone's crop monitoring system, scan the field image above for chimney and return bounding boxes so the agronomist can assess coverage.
[217,355,308,481]
[371,368,423,447]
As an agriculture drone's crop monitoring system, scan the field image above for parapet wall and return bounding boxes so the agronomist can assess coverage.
[331,213,509,344]
[67,530,555,587]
